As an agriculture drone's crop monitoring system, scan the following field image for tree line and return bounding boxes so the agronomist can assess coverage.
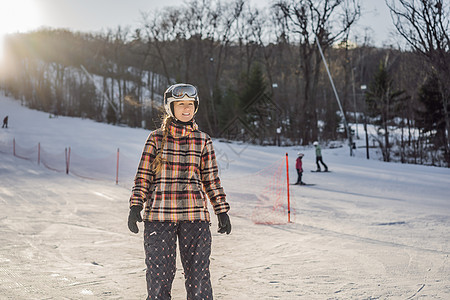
[0,0,448,167]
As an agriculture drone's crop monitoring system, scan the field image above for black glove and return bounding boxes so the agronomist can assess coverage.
[128,206,143,233]
[217,212,231,234]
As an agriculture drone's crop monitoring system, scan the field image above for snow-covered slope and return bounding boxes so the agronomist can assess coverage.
[1,95,449,299]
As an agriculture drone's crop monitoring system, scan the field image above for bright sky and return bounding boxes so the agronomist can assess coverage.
[0,0,41,60]
[0,0,394,61]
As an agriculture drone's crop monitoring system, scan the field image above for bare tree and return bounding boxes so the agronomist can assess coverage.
[387,0,450,164]
[233,2,263,77]
[176,0,245,133]
[273,0,360,144]
[141,8,181,84]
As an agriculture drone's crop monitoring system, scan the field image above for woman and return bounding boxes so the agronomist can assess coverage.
[128,83,231,299]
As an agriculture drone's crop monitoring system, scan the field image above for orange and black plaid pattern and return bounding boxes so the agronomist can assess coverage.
[130,121,230,222]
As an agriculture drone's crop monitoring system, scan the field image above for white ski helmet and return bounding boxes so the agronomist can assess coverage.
[297,152,304,157]
[163,83,199,119]
[313,141,318,146]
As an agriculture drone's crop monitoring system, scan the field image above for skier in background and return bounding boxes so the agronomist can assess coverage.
[2,116,8,128]
[295,152,305,185]
[127,83,231,299]
[313,141,328,172]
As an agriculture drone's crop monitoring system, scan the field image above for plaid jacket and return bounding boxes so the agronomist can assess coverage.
[129,120,230,222]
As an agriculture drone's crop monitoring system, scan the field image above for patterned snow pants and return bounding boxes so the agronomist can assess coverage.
[144,221,213,300]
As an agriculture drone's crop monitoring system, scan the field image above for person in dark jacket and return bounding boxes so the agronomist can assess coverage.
[128,83,231,299]
[2,116,8,128]
[313,141,328,172]
[295,152,305,185]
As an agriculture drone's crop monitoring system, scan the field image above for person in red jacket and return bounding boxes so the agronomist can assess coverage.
[295,152,305,185]
[127,83,231,299]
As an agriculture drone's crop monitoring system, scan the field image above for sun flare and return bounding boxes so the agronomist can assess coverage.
[0,0,42,62]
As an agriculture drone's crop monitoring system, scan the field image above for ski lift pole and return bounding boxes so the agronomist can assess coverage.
[116,148,119,185]
[315,35,353,156]
[285,153,291,223]
[65,147,71,174]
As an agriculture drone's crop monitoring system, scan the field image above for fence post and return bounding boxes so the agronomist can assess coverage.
[116,148,119,185]
[38,143,40,165]
[285,153,291,223]
[13,138,16,156]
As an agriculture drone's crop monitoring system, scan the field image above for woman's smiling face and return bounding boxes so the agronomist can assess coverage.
[173,100,195,122]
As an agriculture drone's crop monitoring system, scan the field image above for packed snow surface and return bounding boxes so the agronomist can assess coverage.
[0,95,449,299]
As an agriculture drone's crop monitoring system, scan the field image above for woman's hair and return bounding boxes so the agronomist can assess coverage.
[152,114,173,174]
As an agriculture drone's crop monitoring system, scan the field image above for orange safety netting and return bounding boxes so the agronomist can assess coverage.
[249,157,293,225]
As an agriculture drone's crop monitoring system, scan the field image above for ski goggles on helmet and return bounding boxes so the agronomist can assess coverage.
[164,84,198,100]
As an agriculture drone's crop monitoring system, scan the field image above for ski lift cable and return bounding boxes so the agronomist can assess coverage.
[314,34,353,156]
[80,64,120,120]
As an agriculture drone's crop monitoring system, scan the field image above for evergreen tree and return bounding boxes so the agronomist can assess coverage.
[366,59,406,162]
[416,72,449,164]
[239,63,267,110]
[106,101,118,124]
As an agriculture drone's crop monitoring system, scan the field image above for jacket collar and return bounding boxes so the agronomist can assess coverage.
[168,119,198,138]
